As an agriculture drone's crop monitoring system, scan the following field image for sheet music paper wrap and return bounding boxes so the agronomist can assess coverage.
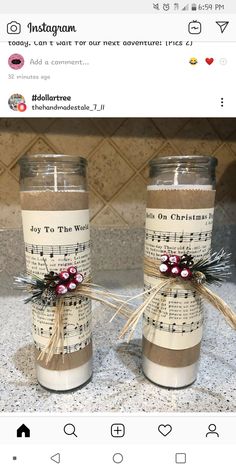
[143,188,215,388]
[20,190,92,390]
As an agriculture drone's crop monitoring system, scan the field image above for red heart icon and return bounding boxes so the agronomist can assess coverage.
[205,58,214,65]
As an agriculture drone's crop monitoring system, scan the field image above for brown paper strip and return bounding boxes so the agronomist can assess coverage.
[20,191,89,211]
[147,189,215,210]
[142,336,200,368]
[35,341,92,371]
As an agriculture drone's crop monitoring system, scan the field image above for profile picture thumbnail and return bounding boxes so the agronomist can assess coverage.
[8,94,27,112]
[8,53,24,70]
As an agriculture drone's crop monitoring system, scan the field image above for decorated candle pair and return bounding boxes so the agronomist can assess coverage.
[19,154,234,392]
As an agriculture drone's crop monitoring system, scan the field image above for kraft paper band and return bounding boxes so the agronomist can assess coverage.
[147,189,215,210]
[142,336,200,368]
[20,190,89,211]
[35,341,92,371]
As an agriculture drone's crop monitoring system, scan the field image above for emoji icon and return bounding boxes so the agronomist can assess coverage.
[219,58,227,65]
[205,58,214,65]
[8,94,26,112]
[8,53,24,70]
[189,57,198,65]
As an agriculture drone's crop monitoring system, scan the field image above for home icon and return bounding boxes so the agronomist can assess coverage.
[16,424,30,438]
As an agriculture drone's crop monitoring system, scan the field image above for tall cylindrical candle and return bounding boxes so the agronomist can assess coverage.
[19,154,92,391]
[143,155,217,388]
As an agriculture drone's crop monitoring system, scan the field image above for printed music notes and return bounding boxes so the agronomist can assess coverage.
[33,295,85,309]
[145,229,212,243]
[144,285,197,300]
[36,336,92,354]
[25,241,90,257]
[144,315,203,334]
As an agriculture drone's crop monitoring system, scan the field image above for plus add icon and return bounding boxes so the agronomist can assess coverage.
[111,424,125,438]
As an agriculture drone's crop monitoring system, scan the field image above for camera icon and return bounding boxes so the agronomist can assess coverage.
[7,21,21,34]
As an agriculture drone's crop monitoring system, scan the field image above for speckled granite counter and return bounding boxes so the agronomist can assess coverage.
[0,269,236,413]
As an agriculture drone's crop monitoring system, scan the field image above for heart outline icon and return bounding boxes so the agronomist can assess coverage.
[205,58,214,65]
[158,424,172,437]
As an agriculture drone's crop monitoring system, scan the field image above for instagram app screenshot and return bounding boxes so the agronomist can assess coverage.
[0,0,235,470]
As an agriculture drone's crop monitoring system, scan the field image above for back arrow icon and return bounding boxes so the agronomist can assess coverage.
[216,21,229,33]
[50,453,60,464]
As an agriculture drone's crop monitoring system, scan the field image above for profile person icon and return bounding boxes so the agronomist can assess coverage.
[206,424,219,437]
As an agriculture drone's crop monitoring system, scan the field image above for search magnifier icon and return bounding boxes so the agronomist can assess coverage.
[63,423,77,437]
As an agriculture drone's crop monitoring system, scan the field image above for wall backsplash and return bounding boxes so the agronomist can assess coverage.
[0,117,236,229]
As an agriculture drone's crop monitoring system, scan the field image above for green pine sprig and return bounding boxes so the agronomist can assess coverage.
[192,249,232,285]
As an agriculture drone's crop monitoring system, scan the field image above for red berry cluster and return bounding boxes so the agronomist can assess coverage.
[52,266,84,296]
[159,254,194,280]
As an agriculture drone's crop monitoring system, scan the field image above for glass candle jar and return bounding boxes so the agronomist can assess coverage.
[19,154,92,391]
[143,155,217,388]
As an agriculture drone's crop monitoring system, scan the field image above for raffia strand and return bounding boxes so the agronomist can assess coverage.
[37,281,133,364]
[193,282,236,330]
[113,256,236,341]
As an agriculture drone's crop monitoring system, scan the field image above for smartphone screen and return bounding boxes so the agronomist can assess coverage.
[0,1,235,471]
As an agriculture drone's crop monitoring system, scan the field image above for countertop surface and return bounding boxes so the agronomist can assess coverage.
[0,270,236,413]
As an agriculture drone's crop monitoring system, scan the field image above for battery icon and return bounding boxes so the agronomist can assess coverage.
[191,3,197,10]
